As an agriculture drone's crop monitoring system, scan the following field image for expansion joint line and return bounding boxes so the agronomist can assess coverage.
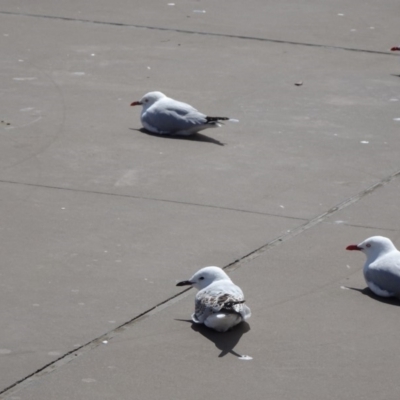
[0,10,397,56]
[225,168,400,273]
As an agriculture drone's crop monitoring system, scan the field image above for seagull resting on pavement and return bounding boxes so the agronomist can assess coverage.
[131,92,236,136]
[176,266,251,332]
[346,236,400,298]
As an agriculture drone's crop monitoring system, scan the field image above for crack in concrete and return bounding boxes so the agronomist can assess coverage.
[224,168,400,272]
[324,221,398,232]
[0,11,397,56]
[0,178,308,222]
[0,287,192,399]
[1,168,399,398]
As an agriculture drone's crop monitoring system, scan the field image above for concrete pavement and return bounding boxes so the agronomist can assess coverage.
[1,1,400,399]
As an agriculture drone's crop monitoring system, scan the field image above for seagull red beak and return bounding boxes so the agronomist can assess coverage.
[391,47,400,51]
[346,244,361,251]
[130,101,142,106]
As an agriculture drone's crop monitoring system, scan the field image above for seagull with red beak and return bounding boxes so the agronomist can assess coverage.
[130,91,235,136]
[346,236,400,298]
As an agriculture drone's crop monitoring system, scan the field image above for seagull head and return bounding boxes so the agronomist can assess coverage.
[130,91,167,108]
[176,266,231,290]
[346,236,397,259]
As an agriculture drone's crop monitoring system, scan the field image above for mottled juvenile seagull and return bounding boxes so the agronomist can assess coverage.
[346,236,400,298]
[176,266,251,332]
[131,91,235,136]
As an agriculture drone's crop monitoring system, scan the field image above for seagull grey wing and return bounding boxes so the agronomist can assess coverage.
[365,261,400,297]
[218,286,250,319]
[142,98,207,133]
[194,283,248,322]
[143,107,207,134]
[193,293,214,323]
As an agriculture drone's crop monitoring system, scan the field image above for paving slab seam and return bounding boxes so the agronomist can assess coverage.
[1,168,399,399]
[323,221,398,232]
[223,168,400,271]
[0,179,308,222]
[0,287,193,399]
[0,11,396,57]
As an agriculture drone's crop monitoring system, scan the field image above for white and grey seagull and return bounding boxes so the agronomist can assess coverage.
[346,236,400,298]
[176,266,251,332]
[131,91,236,136]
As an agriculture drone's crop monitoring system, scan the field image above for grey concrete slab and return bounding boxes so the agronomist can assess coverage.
[0,181,297,391]
[1,13,400,221]
[323,177,400,234]
[1,0,399,51]
[6,220,400,400]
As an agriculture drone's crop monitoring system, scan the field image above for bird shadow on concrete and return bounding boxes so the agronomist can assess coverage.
[346,286,400,306]
[175,319,251,358]
[130,128,226,146]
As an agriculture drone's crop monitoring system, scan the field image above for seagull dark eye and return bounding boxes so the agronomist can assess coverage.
[199,277,204,280]
[366,243,371,248]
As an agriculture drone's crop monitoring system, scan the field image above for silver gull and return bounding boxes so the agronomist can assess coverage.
[131,91,235,136]
[176,266,251,332]
[346,236,400,298]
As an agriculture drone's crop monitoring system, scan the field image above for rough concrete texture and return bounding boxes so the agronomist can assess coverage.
[1,0,400,399]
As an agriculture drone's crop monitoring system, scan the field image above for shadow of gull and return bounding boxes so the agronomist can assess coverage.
[346,286,400,307]
[129,128,226,146]
[176,319,251,358]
